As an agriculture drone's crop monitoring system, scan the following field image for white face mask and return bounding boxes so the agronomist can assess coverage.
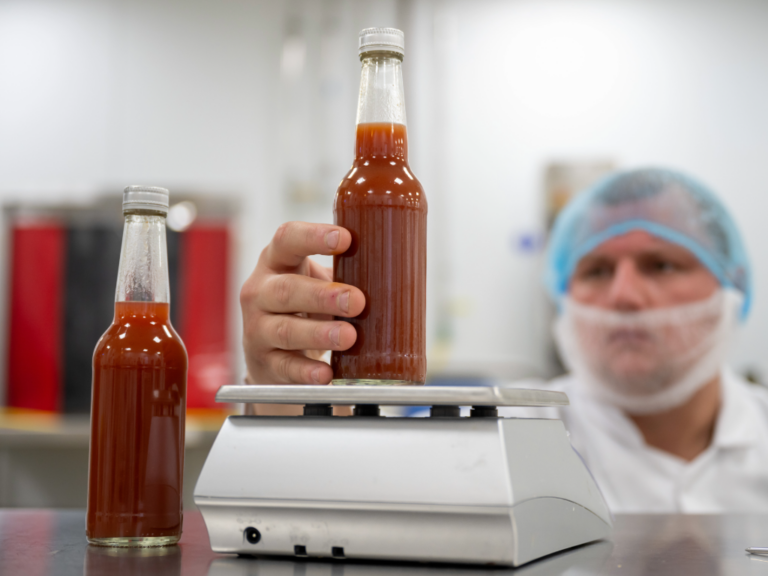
[554,289,742,415]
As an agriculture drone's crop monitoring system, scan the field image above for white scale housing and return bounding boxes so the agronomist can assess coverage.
[195,385,612,567]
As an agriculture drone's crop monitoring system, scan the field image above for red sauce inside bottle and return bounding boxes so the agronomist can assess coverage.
[87,301,187,541]
[332,122,427,383]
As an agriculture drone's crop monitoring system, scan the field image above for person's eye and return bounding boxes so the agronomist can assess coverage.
[581,265,612,279]
[651,260,679,273]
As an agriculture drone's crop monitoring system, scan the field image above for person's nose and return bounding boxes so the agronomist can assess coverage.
[606,259,650,311]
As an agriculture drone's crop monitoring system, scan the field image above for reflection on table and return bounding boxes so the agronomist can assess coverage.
[1,510,768,575]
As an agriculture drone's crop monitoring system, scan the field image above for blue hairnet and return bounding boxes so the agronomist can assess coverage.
[545,168,752,319]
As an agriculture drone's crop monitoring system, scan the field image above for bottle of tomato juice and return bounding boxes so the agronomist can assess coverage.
[331,28,428,385]
[86,185,188,547]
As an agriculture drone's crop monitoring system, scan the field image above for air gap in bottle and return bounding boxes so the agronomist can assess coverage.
[332,28,427,385]
[87,185,188,546]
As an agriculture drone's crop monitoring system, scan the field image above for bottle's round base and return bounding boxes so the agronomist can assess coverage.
[331,379,423,386]
[87,535,180,548]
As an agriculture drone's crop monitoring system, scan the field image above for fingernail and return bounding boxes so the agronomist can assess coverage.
[339,291,350,313]
[329,325,341,348]
[311,367,324,384]
[325,230,340,250]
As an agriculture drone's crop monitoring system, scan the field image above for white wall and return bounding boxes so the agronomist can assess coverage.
[1,0,768,390]
[407,0,768,380]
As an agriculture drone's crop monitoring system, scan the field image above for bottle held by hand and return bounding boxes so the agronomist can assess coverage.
[331,28,428,385]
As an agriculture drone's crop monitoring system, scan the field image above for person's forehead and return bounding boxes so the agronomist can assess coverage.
[581,230,698,261]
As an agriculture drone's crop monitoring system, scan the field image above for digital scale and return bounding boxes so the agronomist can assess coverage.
[194,385,612,567]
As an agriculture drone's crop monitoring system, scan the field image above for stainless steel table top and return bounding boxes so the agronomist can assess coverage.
[216,385,569,407]
[1,510,768,575]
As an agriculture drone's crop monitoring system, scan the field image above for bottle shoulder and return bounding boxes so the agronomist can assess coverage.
[94,320,187,368]
[335,161,427,210]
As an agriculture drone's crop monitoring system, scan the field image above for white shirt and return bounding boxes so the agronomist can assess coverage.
[498,370,768,513]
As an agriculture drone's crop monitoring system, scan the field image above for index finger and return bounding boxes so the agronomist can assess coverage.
[265,222,352,271]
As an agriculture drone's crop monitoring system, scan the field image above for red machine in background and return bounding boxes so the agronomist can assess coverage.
[177,225,232,410]
[5,198,235,413]
[7,223,65,412]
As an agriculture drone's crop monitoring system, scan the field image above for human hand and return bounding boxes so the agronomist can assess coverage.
[240,222,366,384]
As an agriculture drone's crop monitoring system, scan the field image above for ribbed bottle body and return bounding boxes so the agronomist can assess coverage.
[332,48,427,385]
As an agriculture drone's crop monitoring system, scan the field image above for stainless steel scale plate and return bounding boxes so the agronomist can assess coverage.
[195,385,611,567]
[215,384,570,407]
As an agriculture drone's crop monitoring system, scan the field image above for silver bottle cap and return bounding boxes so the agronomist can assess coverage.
[123,185,170,214]
[359,27,404,58]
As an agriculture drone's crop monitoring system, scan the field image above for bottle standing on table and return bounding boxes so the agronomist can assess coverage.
[87,186,188,547]
[332,28,428,385]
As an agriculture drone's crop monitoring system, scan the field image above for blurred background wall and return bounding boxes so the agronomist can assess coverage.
[1,0,768,502]
[421,0,768,382]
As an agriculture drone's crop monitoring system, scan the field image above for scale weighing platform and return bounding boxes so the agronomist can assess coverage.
[194,385,612,567]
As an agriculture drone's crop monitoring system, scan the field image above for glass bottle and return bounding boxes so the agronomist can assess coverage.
[332,28,428,385]
[87,185,188,546]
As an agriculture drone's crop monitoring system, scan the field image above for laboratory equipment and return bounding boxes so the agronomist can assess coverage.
[194,385,612,566]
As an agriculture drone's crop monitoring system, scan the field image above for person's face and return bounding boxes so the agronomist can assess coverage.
[567,231,722,391]
[569,230,719,310]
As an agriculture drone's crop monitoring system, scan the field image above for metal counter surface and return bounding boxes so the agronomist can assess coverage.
[0,510,767,575]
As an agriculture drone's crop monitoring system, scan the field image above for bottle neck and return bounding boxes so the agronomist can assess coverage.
[115,212,170,305]
[355,53,408,161]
